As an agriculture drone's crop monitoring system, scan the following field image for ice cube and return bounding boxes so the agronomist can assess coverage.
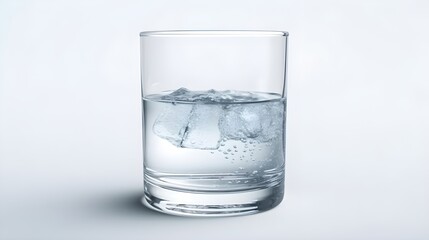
[219,101,284,142]
[152,103,193,147]
[181,104,223,150]
[258,101,285,142]
[152,103,223,150]
[160,87,191,101]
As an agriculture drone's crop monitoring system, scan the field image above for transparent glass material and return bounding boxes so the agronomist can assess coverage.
[140,30,288,217]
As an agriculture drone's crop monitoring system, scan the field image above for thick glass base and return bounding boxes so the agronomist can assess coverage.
[142,181,284,217]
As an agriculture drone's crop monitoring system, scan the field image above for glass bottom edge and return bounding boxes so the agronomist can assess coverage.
[142,181,284,217]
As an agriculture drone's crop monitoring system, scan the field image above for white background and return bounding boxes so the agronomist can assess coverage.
[1,0,429,239]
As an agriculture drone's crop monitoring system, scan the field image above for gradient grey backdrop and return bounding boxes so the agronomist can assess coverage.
[1,0,428,239]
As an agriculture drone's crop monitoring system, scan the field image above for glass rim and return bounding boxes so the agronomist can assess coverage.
[140,30,288,37]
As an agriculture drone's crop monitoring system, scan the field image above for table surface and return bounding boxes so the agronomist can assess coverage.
[1,0,428,239]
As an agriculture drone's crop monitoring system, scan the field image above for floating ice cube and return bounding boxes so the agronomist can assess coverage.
[152,103,193,147]
[181,105,223,150]
[219,101,284,142]
[258,101,285,142]
[152,103,223,150]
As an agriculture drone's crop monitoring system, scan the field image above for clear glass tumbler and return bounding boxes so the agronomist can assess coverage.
[140,30,288,217]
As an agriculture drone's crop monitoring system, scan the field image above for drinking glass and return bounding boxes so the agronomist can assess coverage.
[140,30,288,217]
